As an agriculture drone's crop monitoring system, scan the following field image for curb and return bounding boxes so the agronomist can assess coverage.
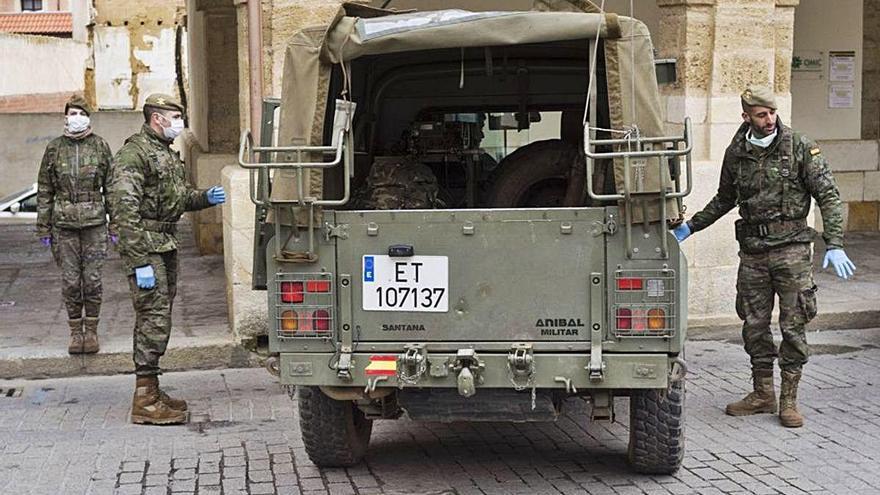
[0,340,263,380]
[688,310,880,341]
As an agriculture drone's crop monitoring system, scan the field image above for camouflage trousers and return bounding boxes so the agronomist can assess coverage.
[54,225,107,319]
[735,242,818,372]
[128,250,178,377]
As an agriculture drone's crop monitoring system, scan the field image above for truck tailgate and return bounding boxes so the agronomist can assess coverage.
[334,208,607,342]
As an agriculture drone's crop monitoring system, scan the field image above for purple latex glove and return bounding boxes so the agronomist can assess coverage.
[40,236,52,247]
[109,234,119,245]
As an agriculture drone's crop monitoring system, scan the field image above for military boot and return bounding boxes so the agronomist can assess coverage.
[131,376,188,425]
[725,368,777,416]
[779,370,804,428]
[158,387,188,412]
[67,318,84,354]
[82,317,100,354]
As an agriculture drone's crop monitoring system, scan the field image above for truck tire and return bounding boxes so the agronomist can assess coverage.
[298,386,373,467]
[485,139,585,207]
[627,378,685,474]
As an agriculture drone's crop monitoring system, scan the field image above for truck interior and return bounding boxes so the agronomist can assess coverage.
[319,39,618,210]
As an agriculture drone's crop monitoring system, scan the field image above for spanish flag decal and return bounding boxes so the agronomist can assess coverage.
[365,355,397,376]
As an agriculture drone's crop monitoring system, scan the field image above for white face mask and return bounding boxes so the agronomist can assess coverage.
[159,114,185,140]
[66,114,90,133]
[747,128,777,148]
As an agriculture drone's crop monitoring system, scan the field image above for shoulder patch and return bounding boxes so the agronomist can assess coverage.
[810,147,821,156]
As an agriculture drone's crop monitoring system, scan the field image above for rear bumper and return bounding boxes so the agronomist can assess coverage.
[279,352,677,390]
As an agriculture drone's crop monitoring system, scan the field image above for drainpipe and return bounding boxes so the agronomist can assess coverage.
[238,0,264,143]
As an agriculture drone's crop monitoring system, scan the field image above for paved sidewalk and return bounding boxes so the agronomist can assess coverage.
[0,328,878,494]
[0,217,254,379]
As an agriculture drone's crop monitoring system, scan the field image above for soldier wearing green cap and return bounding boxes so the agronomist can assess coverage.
[108,92,226,425]
[671,86,856,428]
[36,93,115,356]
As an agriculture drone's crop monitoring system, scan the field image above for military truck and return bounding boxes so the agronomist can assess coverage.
[239,4,692,474]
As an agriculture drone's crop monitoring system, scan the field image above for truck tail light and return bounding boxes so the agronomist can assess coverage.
[647,308,666,330]
[280,281,304,303]
[313,310,330,331]
[280,310,298,332]
[617,278,643,290]
[616,308,632,330]
[307,280,331,293]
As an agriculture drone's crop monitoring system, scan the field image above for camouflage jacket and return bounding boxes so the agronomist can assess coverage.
[688,120,844,253]
[36,134,113,236]
[108,125,212,271]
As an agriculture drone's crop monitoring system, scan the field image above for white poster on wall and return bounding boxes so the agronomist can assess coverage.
[829,51,855,82]
[828,84,854,108]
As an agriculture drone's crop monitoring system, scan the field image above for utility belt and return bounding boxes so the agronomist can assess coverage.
[735,218,807,240]
[141,219,177,234]
[62,191,102,203]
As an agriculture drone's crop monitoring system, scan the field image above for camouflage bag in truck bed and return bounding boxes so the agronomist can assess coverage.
[353,156,444,209]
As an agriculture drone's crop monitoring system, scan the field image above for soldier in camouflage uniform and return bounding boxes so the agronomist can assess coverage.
[353,156,444,209]
[108,94,226,425]
[673,87,856,428]
[36,94,115,355]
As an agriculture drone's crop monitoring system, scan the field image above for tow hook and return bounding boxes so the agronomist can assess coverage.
[265,356,280,377]
[397,344,427,387]
[450,349,484,398]
[670,356,688,382]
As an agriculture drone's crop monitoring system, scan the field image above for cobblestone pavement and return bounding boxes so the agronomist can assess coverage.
[0,328,878,495]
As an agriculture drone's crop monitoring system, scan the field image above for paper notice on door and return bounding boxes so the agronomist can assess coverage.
[829,51,855,82]
[828,84,854,109]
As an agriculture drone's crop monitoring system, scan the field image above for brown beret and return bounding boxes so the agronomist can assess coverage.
[143,93,184,112]
[741,87,777,110]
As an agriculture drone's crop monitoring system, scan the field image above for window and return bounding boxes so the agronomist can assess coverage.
[21,0,42,11]
[481,111,562,162]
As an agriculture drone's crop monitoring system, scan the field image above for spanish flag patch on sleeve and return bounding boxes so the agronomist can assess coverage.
[365,355,397,376]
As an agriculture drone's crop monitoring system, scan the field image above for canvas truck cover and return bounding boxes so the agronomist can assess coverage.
[273,3,678,223]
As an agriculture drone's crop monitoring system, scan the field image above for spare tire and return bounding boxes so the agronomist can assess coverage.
[484,139,586,208]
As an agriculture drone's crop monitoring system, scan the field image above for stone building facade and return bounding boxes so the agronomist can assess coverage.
[180,0,880,342]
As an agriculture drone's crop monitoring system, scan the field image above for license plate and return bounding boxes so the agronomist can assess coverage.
[362,255,448,312]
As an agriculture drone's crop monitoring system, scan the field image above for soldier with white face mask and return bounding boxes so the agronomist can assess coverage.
[36,94,116,355]
[108,93,225,425]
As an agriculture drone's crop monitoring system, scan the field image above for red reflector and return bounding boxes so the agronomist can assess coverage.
[617,278,643,290]
[616,308,632,330]
[280,281,304,303]
[313,309,330,331]
[306,280,331,293]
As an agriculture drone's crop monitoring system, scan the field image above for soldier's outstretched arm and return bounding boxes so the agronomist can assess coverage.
[35,144,56,239]
[684,149,738,234]
[802,141,844,250]
[183,184,213,212]
[802,140,855,278]
[108,148,151,270]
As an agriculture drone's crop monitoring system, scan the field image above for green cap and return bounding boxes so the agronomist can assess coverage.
[143,93,184,112]
[741,87,777,110]
[64,94,92,115]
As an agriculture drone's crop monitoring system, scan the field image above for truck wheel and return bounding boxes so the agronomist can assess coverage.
[298,386,373,467]
[485,139,585,207]
[627,378,685,474]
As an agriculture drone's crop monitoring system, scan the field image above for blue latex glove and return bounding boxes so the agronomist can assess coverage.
[823,249,856,279]
[135,265,156,289]
[40,236,52,247]
[672,222,691,242]
[109,234,119,245]
[206,185,226,205]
